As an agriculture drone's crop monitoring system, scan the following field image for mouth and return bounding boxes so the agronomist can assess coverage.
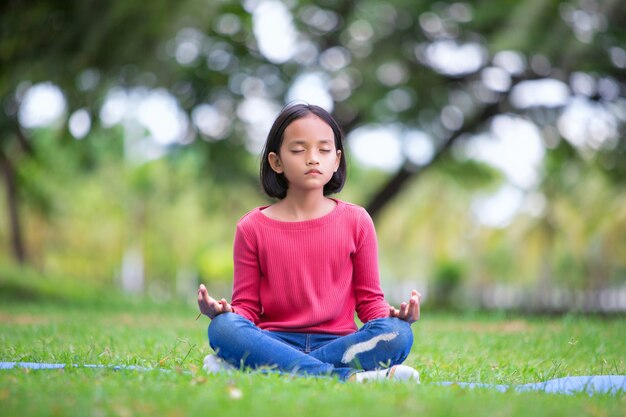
[305,169,322,175]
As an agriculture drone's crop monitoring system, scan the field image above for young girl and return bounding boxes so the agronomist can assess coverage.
[197,103,421,382]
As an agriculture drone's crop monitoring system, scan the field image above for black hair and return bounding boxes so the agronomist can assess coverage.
[260,103,347,199]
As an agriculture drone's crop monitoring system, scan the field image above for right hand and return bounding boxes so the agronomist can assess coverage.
[389,289,421,324]
[197,284,232,319]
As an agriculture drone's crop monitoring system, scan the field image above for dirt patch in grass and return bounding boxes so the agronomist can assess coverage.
[465,320,531,333]
[0,313,51,325]
[102,312,197,329]
[431,320,562,334]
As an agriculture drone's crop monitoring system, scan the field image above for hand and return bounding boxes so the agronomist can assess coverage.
[389,290,421,324]
[197,284,232,319]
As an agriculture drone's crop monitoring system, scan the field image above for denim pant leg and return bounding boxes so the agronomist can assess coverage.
[308,317,413,370]
[207,312,353,380]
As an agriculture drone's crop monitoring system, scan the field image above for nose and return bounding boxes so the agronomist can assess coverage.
[306,151,319,165]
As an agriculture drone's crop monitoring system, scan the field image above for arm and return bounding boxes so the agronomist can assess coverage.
[353,209,394,323]
[230,222,263,324]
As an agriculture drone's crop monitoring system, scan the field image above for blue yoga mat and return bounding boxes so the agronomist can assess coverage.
[437,375,626,395]
[2,361,624,395]
[0,362,151,372]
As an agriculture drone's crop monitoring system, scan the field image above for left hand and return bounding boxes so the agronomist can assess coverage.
[389,290,421,324]
[197,284,232,319]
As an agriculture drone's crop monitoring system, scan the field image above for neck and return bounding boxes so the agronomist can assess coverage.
[276,191,335,221]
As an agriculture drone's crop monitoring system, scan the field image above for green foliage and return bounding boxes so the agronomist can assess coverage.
[0,262,105,304]
[0,0,186,96]
[197,245,234,284]
[436,156,503,190]
[430,259,465,310]
[374,152,626,293]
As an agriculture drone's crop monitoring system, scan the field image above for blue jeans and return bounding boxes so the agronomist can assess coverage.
[207,313,413,381]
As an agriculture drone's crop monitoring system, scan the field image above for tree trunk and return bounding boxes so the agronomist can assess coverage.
[0,150,27,264]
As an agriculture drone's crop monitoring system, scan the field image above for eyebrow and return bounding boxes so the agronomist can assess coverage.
[288,139,333,145]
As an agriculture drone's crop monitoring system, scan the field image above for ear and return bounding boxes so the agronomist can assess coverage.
[334,149,342,172]
[268,152,283,174]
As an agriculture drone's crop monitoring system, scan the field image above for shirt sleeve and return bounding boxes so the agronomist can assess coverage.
[230,222,263,324]
[352,209,391,323]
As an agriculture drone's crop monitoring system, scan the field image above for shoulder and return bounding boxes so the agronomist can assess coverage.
[336,199,371,220]
[335,200,374,230]
[234,207,268,247]
[236,206,266,231]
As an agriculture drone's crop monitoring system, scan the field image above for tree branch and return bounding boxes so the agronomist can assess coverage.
[366,100,501,219]
[14,121,34,156]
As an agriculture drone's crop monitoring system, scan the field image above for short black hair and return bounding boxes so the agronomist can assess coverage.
[260,103,347,199]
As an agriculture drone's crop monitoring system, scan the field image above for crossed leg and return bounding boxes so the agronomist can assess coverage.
[308,317,413,370]
[207,313,413,381]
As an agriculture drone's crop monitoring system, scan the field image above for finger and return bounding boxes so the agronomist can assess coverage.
[415,300,420,321]
[203,289,217,305]
[198,288,209,307]
[198,284,209,299]
[197,288,207,310]
[221,299,233,313]
[404,290,421,323]
[219,299,229,312]
[197,284,209,306]
[408,297,419,322]
[399,302,408,319]
[413,291,422,321]
[198,287,219,316]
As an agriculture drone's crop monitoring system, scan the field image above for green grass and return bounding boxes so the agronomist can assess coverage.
[1,298,624,417]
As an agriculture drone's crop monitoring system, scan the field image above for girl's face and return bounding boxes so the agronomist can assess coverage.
[268,115,341,196]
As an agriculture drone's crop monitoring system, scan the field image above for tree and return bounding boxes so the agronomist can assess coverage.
[2,0,624,275]
[0,0,186,262]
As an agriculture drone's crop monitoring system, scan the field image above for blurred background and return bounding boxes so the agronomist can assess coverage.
[1,0,624,313]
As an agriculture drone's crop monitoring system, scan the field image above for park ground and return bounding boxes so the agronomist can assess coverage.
[0,292,624,417]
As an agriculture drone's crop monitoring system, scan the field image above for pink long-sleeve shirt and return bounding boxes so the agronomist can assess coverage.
[231,199,391,335]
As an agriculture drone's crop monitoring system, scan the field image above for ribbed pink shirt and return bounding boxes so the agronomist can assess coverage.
[231,199,390,335]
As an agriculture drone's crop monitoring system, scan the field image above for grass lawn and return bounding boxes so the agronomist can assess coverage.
[0,297,624,417]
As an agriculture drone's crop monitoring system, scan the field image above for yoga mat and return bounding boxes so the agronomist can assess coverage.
[2,361,624,395]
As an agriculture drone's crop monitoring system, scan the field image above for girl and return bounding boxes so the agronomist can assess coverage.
[197,103,421,382]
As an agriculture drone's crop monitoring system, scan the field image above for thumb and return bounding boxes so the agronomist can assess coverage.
[220,299,232,312]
